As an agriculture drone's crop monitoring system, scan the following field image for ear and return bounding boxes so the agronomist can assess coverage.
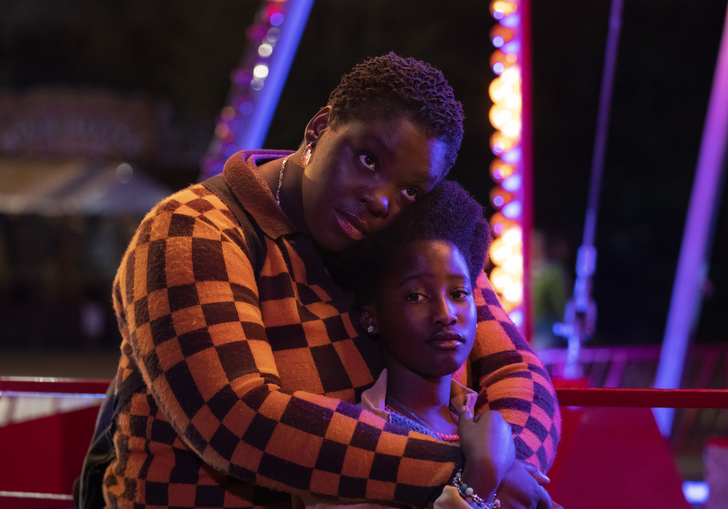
[360,306,378,336]
[303,106,331,146]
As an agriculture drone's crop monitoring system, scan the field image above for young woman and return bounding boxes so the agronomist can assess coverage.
[105,53,559,509]
[324,181,557,509]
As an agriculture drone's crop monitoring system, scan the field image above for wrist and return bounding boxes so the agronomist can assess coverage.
[452,470,501,509]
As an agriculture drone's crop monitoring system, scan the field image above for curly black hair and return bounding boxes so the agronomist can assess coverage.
[328,180,491,307]
[327,52,465,173]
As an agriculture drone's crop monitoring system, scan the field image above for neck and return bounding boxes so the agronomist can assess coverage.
[383,353,457,434]
[258,151,307,232]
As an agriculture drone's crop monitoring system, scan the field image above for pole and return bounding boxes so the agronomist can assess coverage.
[653,4,728,436]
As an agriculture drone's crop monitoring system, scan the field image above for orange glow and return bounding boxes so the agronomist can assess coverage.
[489,160,516,182]
[490,0,518,16]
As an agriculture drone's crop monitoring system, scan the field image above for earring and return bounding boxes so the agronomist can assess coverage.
[300,143,313,167]
[366,325,375,334]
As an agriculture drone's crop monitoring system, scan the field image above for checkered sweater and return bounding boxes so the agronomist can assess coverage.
[105,150,560,509]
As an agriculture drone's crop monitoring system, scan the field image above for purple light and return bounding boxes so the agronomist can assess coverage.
[502,148,521,164]
[493,223,505,234]
[502,40,521,54]
[494,169,504,180]
[239,101,254,115]
[501,14,520,28]
[493,195,505,207]
[493,62,505,74]
[492,142,504,155]
[493,36,505,48]
[493,11,504,20]
[509,309,524,327]
[270,12,284,26]
[502,200,522,219]
[224,144,238,158]
[502,174,522,192]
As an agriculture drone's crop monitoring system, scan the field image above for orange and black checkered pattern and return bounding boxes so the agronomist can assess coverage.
[105,151,560,509]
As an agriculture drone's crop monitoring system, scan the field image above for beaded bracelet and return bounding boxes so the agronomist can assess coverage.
[451,470,501,509]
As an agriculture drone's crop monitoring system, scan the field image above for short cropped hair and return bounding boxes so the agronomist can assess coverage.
[329,180,491,307]
[327,52,465,173]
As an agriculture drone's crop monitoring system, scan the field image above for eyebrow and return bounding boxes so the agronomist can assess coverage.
[397,272,470,287]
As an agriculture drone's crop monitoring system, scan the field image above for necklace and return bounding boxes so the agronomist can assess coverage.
[275,156,290,205]
[386,396,460,442]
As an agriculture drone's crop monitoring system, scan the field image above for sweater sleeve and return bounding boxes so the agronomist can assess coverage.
[113,186,461,507]
[467,273,561,472]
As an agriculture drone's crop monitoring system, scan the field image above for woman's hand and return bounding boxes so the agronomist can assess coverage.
[457,408,516,499]
[495,460,563,509]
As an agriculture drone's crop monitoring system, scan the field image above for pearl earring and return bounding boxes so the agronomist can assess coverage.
[300,143,313,167]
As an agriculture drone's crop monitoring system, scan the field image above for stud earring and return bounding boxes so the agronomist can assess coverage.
[300,143,313,167]
[366,325,375,334]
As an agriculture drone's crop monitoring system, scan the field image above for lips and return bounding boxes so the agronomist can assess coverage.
[428,330,465,350]
[335,211,366,241]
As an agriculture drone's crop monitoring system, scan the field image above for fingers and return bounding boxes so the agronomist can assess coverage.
[459,406,473,420]
[522,462,550,485]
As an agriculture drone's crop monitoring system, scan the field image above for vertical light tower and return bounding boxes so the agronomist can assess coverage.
[487,0,532,339]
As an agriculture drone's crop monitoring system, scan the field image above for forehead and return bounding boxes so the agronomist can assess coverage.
[387,240,469,283]
[334,116,447,186]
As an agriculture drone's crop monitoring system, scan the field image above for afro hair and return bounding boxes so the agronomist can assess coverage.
[328,180,492,307]
[327,52,465,173]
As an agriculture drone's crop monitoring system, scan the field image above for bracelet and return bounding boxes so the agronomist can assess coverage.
[451,470,501,509]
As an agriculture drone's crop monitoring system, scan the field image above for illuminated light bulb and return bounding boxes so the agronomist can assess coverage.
[493,62,505,74]
[221,106,235,120]
[490,212,518,236]
[116,163,133,183]
[491,0,517,16]
[502,40,521,54]
[493,36,504,48]
[509,309,524,327]
[258,43,273,57]
[253,64,269,79]
[502,120,522,138]
[502,200,522,219]
[490,160,515,181]
[493,11,504,19]
[490,240,513,263]
[501,13,521,28]
[502,148,522,164]
[503,282,523,303]
[506,54,518,64]
[490,186,513,209]
[493,195,505,207]
[492,142,504,155]
[239,101,254,115]
[504,255,523,274]
[502,226,522,246]
[494,222,505,234]
[270,12,284,26]
[502,174,522,192]
[501,67,520,84]
[489,78,513,103]
[491,132,516,153]
[490,267,512,290]
[215,124,229,138]
[266,27,281,42]
[489,104,512,128]
[250,78,265,91]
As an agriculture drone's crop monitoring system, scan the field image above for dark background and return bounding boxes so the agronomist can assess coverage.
[0,0,726,347]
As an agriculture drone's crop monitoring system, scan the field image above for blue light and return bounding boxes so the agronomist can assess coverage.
[502,200,522,219]
[224,144,238,158]
[494,223,505,234]
[493,36,504,48]
[501,14,520,28]
[270,12,284,26]
[493,195,505,207]
[502,174,522,192]
[682,482,709,503]
[502,148,521,164]
[509,310,524,327]
[502,40,520,54]
[493,11,504,19]
[493,62,505,74]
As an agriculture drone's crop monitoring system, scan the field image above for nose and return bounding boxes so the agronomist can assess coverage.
[431,296,458,327]
[358,186,391,219]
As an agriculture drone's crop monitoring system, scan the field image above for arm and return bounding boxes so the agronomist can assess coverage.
[114,186,461,507]
[467,272,561,472]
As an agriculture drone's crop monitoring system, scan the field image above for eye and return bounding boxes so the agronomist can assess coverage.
[358,153,376,171]
[400,187,419,202]
[406,293,426,302]
[451,289,470,300]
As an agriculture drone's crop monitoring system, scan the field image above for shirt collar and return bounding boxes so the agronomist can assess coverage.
[221,149,298,239]
[360,368,478,421]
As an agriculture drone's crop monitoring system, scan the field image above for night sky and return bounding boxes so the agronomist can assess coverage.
[1,0,726,345]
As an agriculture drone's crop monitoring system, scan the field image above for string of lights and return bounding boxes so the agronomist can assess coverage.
[487,0,526,329]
